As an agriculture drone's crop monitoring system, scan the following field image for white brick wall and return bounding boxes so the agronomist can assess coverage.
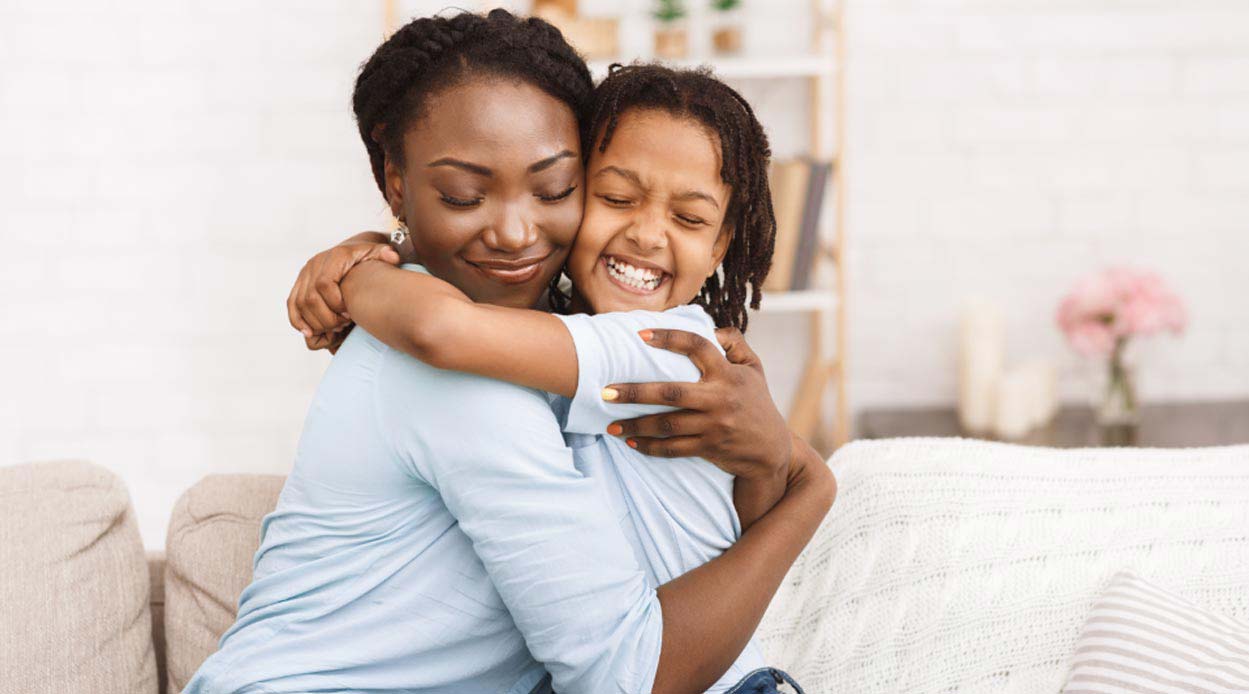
[3,0,1248,547]
[843,0,1249,414]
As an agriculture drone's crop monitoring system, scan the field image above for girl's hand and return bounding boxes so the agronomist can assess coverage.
[286,233,399,348]
[604,328,793,483]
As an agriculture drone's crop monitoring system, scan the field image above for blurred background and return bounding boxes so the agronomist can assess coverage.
[3,0,1248,548]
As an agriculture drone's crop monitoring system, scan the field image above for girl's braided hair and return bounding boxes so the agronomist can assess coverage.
[585,63,777,331]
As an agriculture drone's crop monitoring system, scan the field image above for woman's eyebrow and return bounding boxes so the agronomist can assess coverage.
[427,157,492,176]
[528,150,576,173]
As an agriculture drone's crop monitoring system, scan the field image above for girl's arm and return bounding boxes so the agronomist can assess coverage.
[340,260,580,397]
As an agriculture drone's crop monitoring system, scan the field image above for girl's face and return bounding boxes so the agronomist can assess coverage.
[384,77,584,309]
[566,109,733,315]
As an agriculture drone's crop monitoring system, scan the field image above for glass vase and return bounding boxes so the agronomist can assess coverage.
[1096,338,1139,427]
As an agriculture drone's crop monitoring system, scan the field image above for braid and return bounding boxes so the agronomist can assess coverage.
[586,64,777,332]
[352,9,594,200]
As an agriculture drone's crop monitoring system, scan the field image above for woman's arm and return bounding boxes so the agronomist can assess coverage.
[654,436,836,693]
[340,260,580,397]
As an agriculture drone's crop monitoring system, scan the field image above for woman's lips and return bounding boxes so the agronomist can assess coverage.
[466,254,550,285]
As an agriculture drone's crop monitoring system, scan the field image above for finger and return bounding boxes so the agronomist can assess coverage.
[715,326,761,368]
[626,435,703,459]
[287,280,313,337]
[640,328,727,377]
[314,275,347,317]
[297,287,343,335]
[602,381,714,410]
[305,333,335,351]
[608,411,710,439]
[366,243,401,266]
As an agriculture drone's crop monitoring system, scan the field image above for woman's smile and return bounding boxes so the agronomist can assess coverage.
[464,251,554,285]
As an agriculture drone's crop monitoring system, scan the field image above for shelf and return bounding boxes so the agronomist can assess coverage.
[589,55,836,81]
[751,288,838,314]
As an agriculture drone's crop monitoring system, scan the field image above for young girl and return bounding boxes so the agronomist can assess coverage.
[296,63,815,693]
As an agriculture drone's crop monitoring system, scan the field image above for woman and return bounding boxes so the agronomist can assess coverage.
[189,11,832,694]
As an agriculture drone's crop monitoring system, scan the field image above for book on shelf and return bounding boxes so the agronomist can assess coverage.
[763,157,833,293]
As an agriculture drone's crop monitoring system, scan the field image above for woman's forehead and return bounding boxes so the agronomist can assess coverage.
[405,78,581,165]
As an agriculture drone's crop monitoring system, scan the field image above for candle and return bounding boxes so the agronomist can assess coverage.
[993,365,1034,439]
[958,300,1005,434]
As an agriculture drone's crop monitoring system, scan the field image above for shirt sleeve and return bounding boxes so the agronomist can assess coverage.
[554,305,722,435]
[375,348,662,694]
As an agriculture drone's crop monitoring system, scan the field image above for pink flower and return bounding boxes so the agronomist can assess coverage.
[1055,267,1187,357]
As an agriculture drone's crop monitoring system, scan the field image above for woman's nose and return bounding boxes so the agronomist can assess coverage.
[482,203,538,253]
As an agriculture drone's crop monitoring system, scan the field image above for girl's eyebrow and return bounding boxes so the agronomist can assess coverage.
[596,165,720,209]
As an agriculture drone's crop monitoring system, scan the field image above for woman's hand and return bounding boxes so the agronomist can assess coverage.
[286,232,399,350]
[604,328,793,483]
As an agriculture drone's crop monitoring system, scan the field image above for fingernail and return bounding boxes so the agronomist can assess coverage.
[301,329,312,337]
[606,423,622,435]
[601,387,618,401]
[638,329,654,342]
[341,312,351,321]
[626,438,638,449]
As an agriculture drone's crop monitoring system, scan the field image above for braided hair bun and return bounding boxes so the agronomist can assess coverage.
[352,9,593,196]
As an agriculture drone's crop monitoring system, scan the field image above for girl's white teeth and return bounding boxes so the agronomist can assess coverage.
[607,257,662,290]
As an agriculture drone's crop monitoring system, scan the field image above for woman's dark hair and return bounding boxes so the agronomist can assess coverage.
[584,63,777,331]
[352,9,593,197]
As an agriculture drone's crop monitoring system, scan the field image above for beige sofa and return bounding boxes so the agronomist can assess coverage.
[0,460,283,694]
[5,439,1248,694]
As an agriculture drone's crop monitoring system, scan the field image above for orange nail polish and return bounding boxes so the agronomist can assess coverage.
[607,423,622,436]
[638,329,654,342]
[626,438,638,449]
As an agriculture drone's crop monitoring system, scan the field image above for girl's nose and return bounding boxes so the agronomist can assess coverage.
[624,208,668,252]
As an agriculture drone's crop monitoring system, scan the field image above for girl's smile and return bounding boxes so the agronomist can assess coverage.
[600,254,671,295]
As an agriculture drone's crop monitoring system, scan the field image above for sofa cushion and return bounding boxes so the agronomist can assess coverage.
[0,460,157,694]
[1062,570,1249,693]
[163,474,284,694]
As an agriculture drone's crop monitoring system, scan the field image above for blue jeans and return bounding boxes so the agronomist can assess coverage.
[527,667,805,694]
[725,667,806,694]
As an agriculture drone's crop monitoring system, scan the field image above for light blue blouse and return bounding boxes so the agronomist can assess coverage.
[185,266,761,694]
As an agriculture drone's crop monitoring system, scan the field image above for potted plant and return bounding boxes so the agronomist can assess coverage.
[1056,267,1187,428]
[710,0,743,55]
[653,0,688,59]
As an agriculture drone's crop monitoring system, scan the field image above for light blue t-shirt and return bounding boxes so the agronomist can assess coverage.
[184,322,663,693]
[555,306,767,692]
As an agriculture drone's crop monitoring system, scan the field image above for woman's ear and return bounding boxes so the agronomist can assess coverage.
[383,154,406,222]
[709,223,734,276]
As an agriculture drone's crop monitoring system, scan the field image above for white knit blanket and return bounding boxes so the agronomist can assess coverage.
[755,437,1249,693]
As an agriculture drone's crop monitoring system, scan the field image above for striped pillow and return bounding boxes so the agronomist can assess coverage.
[1062,570,1249,694]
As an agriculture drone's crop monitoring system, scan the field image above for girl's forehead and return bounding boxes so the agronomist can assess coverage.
[590,110,728,197]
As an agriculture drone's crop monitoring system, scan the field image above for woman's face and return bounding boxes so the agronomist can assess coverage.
[384,77,584,309]
[566,109,733,315]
